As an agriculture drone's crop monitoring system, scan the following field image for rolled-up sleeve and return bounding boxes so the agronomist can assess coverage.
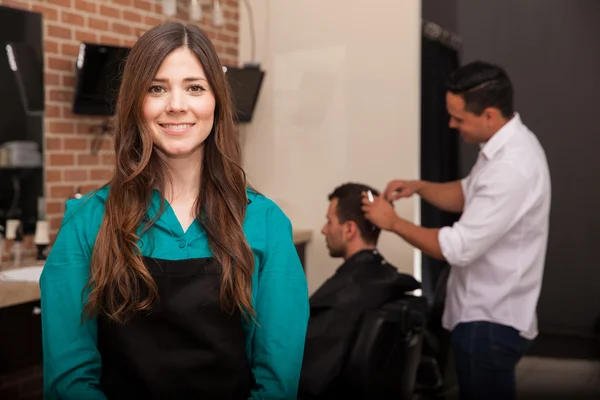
[438,164,530,267]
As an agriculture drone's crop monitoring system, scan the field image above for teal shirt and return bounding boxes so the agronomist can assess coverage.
[40,186,309,400]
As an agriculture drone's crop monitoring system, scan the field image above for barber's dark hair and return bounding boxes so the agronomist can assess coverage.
[446,61,514,118]
[328,183,381,245]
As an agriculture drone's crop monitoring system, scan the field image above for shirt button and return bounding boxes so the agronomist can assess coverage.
[178,239,186,248]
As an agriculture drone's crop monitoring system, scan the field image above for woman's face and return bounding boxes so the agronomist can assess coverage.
[143,47,216,160]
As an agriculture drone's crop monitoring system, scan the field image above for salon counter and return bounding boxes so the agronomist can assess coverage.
[0,261,43,310]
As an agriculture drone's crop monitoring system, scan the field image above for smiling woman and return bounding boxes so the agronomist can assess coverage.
[144,47,216,158]
[39,22,309,400]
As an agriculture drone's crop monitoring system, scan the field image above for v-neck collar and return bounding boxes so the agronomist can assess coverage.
[149,190,203,242]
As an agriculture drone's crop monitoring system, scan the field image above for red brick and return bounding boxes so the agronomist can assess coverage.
[49,89,72,103]
[100,35,121,46]
[64,138,87,151]
[91,169,113,181]
[223,10,239,20]
[45,105,61,118]
[46,170,63,184]
[123,10,142,23]
[62,75,76,87]
[74,0,96,13]
[124,38,138,47]
[49,215,65,231]
[32,5,59,20]
[46,138,62,151]
[44,40,60,54]
[47,201,64,214]
[47,0,72,7]
[61,43,81,57]
[225,23,239,33]
[74,29,97,43]
[49,121,75,134]
[113,0,133,7]
[143,15,162,27]
[80,184,100,194]
[76,122,95,135]
[98,138,114,151]
[225,46,236,56]
[45,72,60,86]
[62,105,76,119]
[47,24,72,40]
[102,154,116,165]
[112,22,133,36]
[78,154,99,166]
[61,11,84,27]
[48,56,73,72]
[50,153,75,167]
[89,17,109,31]
[64,169,88,181]
[134,0,152,12]
[46,169,63,183]
[100,5,120,19]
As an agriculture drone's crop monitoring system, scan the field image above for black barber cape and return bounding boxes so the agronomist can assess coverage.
[299,249,421,399]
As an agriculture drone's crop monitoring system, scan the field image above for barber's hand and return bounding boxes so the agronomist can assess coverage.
[361,192,399,231]
[383,179,421,202]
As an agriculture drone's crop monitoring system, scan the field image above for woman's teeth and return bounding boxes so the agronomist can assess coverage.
[161,124,194,131]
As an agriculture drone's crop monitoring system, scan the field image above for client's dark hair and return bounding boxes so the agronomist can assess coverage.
[446,61,514,118]
[328,183,381,245]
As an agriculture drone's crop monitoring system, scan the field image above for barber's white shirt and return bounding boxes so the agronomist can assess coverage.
[438,113,551,339]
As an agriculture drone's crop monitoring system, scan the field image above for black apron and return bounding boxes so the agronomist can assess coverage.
[97,257,254,400]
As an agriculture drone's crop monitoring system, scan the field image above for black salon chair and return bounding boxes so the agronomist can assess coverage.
[339,296,427,399]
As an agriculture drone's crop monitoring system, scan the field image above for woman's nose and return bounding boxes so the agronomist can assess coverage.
[166,91,188,113]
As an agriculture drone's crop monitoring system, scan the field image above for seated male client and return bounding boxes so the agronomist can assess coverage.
[299,183,420,399]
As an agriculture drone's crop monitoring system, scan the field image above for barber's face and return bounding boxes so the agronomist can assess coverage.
[321,199,347,258]
[446,92,489,144]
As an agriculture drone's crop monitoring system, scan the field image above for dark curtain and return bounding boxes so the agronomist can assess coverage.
[420,37,460,302]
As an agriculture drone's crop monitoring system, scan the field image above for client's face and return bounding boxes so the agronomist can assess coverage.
[321,199,346,258]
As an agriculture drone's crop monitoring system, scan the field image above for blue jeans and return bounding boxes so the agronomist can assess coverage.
[451,321,532,400]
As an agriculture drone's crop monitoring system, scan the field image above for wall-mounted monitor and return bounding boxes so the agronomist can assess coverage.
[225,65,265,123]
[5,42,44,115]
[72,42,130,116]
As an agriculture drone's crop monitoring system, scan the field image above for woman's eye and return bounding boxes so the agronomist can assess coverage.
[188,85,205,93]
[148,86,165,94]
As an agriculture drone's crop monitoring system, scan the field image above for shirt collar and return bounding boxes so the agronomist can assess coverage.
[480,112,522,160]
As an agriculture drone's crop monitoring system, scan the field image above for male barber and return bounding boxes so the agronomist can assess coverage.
[299,183,420,399]
[362,61,551,400]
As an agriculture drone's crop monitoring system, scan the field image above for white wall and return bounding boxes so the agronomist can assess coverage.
[238,0,422,293]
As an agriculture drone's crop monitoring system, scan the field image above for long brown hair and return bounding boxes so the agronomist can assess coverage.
[84,23,254,323]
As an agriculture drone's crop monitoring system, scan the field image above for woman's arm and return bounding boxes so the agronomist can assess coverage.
[40,198,107,400]
[249,205,309,400]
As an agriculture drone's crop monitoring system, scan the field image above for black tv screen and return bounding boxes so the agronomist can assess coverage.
[72,43,130,116]
[0,5,43,144]
[6,42,44,114]
[226,66,265,123]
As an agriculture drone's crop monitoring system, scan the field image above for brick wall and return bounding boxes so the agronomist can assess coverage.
[0,1,239,398]
[0,0,239,242]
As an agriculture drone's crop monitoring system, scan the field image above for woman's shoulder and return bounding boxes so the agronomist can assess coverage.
[245,188,293,238]
[246,188,288,222]
[62,186,109,227]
